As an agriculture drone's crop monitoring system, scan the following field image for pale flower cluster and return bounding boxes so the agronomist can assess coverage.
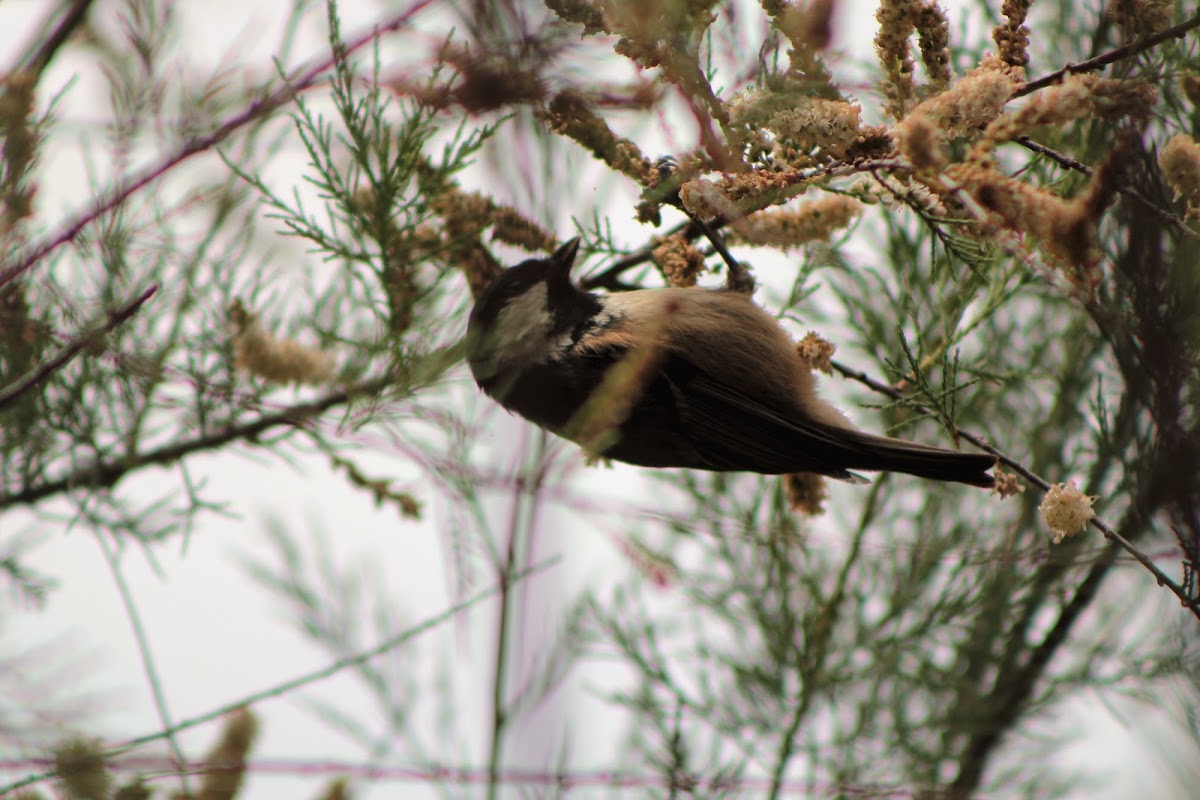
[891,64,1018,169]
[947,161,1103,280]
[491,205,557,252]
[679,171,800,219]
[229,301,335,385]
[1158,134,1200,220]
[724,85,762,122]
[732,195,862,250]
[795,331,836,374]
[728,86,865,163]
[850,174,947,218]
[785,471,827,516]
[1040,480,1097,543]
[990,469,1024,499]
[678,177,739,219]
[985,75,1123,144]
[992,0,1033,70]
[910,66,1016,136]
[874,0,917,119]
[768,99,864,159]
[651,233,707,287]
[537,89,653,185]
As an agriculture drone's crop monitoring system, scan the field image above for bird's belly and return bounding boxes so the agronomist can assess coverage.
[477,362,583,431]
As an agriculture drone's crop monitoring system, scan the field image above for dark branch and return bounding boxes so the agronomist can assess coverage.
[1014,135,1198,241]
[580,219,694,291]
[580,158,910,291]
[948,538,1123,798]
[0,375,391,509]
[1016,11,1200,98]
[16,0,96,80]
[830,358,1200,618]
[0,284,158,412]
[0,557,560,798]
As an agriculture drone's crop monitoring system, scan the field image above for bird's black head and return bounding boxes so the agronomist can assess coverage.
[466,237,596,383]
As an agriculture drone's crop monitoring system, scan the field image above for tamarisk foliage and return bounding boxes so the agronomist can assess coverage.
[1,0,1198,798]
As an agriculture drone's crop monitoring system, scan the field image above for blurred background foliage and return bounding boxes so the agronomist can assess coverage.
[0,0,1197,798]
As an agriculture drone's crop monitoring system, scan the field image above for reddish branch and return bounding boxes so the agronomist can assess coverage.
[0,558,559,798]
[0,0,437,290]
[15,0,96,79]
[581,158,909,290]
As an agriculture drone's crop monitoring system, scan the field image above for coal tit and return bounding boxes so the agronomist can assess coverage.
[467,237,996,487]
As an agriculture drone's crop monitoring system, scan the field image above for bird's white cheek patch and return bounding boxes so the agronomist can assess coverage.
[494,283,554,359]
[548,331,575,360]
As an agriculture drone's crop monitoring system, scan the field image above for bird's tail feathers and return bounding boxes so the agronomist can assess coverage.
[837,429,997,488]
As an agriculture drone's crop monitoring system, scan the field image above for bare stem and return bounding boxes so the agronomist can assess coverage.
[15,0,96,79]
[95,530,191,795]
[486,433,551,800]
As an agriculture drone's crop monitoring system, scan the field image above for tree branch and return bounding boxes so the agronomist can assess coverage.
[830,358,1200,619]
[579,14,1200,292]
[0,375,391,509]
[1015,11,1200,98]
[1014,135,1197,241]
[0,284,158,412]
[0,557,561,798]
[947,538,1123,798]
[580,158,910,291]
[15,0,96,80]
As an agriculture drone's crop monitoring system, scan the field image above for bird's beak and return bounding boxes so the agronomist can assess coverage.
[550,237,580,280]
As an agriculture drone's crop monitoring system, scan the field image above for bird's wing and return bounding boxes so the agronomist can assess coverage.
[654,355,868,479]
[565,340,993,485]
[661,355,995,485]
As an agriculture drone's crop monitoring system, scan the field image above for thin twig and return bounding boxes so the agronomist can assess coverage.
[581,158,910,290]
[658,166,1194,622]
[0,758,979,795]
[579,221,689,290]
[1015,11,1200,98]
[16,0,96,79]
[0,0,437,290]
[1014,135,1198,240]
[487,454,523,800]
[486,433,551,800]
[0,557,561,798]
[0,283,158,412]
[652,162,1192,615]
[94,531,192,796]
[0,374,392,509]
[586,7,1198,290]
[830,358,1200,619]
[767,486,877,800]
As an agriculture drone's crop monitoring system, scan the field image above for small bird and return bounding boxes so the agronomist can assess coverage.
[467,237,996,487]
